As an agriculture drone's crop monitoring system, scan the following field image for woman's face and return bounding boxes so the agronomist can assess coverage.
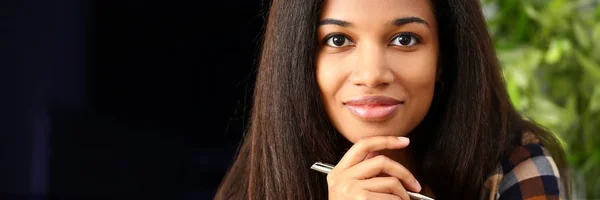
[316,0,439,143]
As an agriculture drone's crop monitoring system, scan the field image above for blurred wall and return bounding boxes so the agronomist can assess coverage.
[2,0,264,199]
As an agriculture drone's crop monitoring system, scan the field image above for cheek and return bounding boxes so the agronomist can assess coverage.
[402,69,436,95]
[390,51,438,119]
[392,51,438,96]
[316,65,334,95]
[316,56,347,104]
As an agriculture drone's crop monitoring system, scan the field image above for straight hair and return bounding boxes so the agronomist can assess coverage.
[214,0,570,199]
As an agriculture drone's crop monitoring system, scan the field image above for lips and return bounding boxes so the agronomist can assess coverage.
[343,96,403,121]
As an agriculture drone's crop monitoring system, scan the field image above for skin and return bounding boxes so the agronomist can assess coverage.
[316,0,440,142]
[316,0,439,199]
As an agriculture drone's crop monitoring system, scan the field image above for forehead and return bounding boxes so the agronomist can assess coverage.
[320,0,436,25]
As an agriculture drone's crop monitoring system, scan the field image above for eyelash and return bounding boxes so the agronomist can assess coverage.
[321,32,423,48]
[389,33,422,47]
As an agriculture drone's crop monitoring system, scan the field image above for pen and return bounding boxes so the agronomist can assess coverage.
[310,162,435,200]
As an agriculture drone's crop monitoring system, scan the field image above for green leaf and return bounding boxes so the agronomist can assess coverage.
[545,40,562,64]
[589,85,600,113]
[526,97,563,129]
[574,51,600,81]
[596,3,600,18]
[581,151,600,173]
[515,9,531,41]
[581,110,597,158]
[506,75,522,110]
[525,48,543,71]
[593,25,600,58]
[567,154,580,166]
[524,4,540,20]
[559,39,573,56]
[573,22,591,49]
[594,24,600,42]
[566,94,577,114]
[512,68,529,88]
[488,0,600,197]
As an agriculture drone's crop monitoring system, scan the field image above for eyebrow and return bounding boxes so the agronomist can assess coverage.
[318,16,430,28]
[392,17,429,28]
[319,18,353,27]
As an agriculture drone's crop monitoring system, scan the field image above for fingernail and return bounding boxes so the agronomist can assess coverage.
[414,179,422,192]
[397,137,409,143]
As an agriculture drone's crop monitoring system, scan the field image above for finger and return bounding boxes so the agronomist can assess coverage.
[346,155,421,192]
[358,177,409,200]
[360,192,402,200]
[363,151,379,161]
[336,136,409,170]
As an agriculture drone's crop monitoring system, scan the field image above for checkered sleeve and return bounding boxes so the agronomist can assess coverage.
[496,143,564,200]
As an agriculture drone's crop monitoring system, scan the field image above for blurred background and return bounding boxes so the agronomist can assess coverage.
[1,0,598,199]
[482,0,600,198]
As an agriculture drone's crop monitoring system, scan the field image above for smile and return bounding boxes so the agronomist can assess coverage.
[343,96,403,121]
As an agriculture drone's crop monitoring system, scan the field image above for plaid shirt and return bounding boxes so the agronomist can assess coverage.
[480,132,565,200]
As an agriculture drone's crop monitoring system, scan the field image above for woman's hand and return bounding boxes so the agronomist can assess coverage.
[327,136,421,200]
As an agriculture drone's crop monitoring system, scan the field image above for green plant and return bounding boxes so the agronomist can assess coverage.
[482,0,600,198]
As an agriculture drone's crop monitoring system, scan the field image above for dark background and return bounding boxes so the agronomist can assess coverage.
[2,0,267,199]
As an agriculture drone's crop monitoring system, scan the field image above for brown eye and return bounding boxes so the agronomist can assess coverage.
[325,34,354,47]
[332,36,345,46]
[390,33,420,47]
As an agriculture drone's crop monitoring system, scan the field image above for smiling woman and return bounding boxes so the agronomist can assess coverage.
[316,0,438,143]
[214,0,571,199]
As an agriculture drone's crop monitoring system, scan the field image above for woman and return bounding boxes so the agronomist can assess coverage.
[214,0,570,199]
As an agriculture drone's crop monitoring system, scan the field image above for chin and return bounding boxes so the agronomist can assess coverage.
[343,128,407,143]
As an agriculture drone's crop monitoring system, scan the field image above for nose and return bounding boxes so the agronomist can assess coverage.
[348,44,394,88]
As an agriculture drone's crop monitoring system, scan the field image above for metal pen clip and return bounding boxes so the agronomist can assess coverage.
[310,161,435,200]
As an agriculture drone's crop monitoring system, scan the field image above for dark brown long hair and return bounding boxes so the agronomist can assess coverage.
[214,0,570,199]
